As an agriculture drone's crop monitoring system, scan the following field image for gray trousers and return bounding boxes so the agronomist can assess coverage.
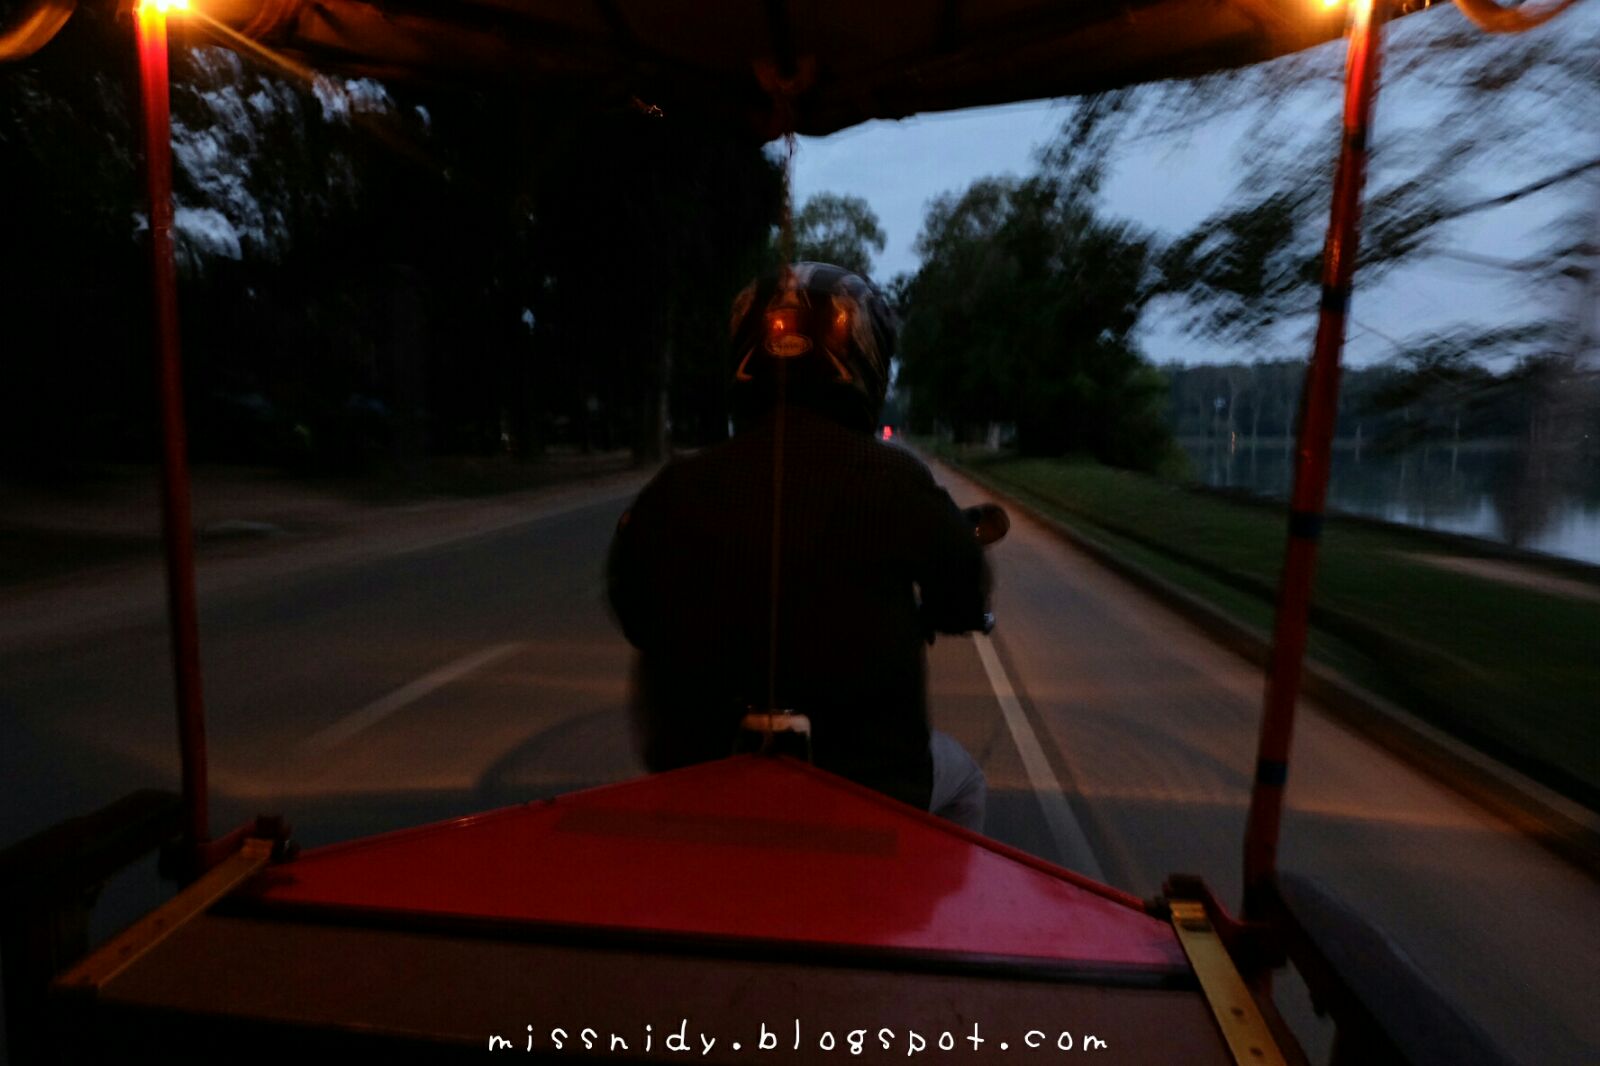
[929,730,987,832]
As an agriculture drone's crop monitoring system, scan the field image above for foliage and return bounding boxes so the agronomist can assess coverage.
[0,7,781,473]
[897,168,1174,471]
[1146,5,1600,349]
[1360,325,1558,445]
[0,4,145,471]
[792,192,885,278]
[1164,329,1592,450]
[1164,360,1307,443]
[528,112,782,457]
[1036,4,1600,521]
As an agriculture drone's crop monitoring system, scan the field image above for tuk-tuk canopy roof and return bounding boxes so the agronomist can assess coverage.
[202,0,1359,135]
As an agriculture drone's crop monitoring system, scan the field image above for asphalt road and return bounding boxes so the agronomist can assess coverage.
[2,464,1596,1065]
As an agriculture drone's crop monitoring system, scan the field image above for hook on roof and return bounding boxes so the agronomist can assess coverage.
[1451,0,1580,33]
[0,0,75,61]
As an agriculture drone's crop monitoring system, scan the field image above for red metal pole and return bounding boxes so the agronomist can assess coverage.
[1242,0,1387,917]
[136,2,210,864]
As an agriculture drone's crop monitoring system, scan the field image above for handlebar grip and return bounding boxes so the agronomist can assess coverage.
[923,610,996,644]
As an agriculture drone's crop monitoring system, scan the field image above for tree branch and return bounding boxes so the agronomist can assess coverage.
[1444,156,1600,221]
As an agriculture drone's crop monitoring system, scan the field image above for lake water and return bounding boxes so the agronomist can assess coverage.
[1180,437,1600,566]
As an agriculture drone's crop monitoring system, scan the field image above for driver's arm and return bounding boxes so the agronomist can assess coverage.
[911,477,991,635]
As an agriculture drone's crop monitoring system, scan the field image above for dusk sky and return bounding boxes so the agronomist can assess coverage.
[790,99,1255,366]
[788,6,1593,369]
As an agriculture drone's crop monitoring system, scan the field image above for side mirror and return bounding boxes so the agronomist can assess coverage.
[963,503,1010,546]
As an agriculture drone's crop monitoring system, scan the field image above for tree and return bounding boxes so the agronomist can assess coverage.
[528,112,782,460]
[1143,6,1600,351]
[1041,4,1600,531]
[793,192,886,278]
[1,0,782,473]
[897,169,1174,470]
[0,3,144,472]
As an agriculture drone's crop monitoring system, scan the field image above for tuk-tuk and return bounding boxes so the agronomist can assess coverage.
[0,0,1587,1062]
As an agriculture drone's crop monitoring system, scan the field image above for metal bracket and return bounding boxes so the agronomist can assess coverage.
[55,838,273,993]
[1170,900,1288,1066]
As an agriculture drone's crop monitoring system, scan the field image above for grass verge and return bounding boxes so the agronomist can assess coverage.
[929,443,1600,810]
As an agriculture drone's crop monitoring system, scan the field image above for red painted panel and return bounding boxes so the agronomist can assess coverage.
[250,758,1184,969]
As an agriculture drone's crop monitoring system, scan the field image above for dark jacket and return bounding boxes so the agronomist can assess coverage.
[607,406,989,809]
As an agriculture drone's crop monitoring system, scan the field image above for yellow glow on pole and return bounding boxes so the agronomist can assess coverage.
[137,0,189,16]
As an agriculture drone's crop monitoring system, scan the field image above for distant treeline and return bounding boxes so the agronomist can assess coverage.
[2,6,780,477]
[1163,358,1600,460]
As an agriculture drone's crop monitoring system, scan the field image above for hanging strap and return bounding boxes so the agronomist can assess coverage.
[1451,0,1580,33]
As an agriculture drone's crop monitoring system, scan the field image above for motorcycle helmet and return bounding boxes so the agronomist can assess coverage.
[728,261,896,433]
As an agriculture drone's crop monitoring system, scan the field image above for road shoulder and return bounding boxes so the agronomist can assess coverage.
[923,454,1600,883]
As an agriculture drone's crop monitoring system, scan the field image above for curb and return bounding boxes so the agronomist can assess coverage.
[932,457,1600,883]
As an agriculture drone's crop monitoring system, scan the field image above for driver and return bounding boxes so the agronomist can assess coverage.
[607,262,991,829]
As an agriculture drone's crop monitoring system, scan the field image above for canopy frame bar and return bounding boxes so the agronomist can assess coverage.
[137,1,211,868]
[1242,0,1389,916]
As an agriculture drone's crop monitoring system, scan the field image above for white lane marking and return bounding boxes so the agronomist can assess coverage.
[972,632,1107,882]
[302,642,525,754]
